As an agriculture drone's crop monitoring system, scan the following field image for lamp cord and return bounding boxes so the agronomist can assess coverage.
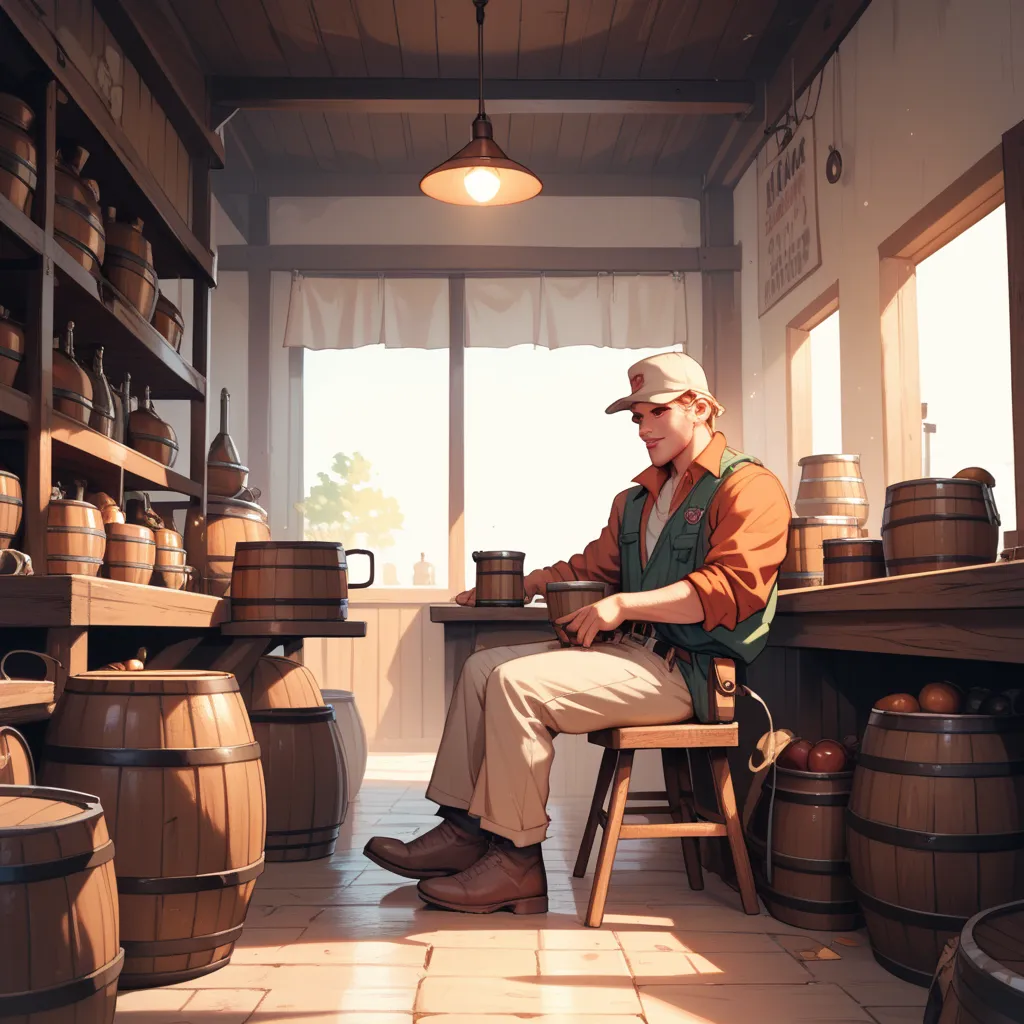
[475,0,487,119]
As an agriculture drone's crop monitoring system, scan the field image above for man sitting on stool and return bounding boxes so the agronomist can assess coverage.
[364,352,790,915]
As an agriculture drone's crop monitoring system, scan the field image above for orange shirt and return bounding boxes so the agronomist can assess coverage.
[532,432,792,632]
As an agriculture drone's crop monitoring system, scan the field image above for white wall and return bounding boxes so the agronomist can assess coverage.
[736,0,1024,531]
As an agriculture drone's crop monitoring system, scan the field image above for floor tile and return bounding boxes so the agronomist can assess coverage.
[629,949,813,985]
[537,949,632,977]
[416,975,644,1015]
[427,946,538,976]
[839,982,929,1007]
[260,938,429,967]
[866,1009,930,1024]
[539,928,622,950]
[616,930,780,953]
[639,983,874,1022]
[114,989,193,1013]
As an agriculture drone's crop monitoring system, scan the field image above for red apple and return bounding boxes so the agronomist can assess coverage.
[808,739,848,774]
[777,738,812,772]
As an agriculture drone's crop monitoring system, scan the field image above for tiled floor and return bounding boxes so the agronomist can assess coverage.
[113,753,926,1023]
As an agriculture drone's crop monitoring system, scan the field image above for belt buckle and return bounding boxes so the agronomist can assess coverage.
[628,621,648,642]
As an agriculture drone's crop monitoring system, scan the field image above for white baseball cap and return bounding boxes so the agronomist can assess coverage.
[605,351,726,416]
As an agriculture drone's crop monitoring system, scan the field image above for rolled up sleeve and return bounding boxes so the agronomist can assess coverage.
[686,465,791,632]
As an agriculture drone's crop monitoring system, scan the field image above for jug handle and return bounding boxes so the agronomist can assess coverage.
[1,649,63,681]
[345,549,375,589]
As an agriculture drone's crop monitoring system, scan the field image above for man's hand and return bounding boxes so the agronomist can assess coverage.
[453,588,476,605]
[556,594,628,648]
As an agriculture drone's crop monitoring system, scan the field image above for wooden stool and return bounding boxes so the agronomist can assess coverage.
[573,658,760,927]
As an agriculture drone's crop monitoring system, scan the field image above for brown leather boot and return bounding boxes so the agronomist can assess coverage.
[363,818,489,880]
[416,841,548,915]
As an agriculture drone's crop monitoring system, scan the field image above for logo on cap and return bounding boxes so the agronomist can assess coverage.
[684,507,705,525]
[630,373,645,393]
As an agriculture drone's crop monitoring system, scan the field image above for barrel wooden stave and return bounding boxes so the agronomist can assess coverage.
[321,689,367,803]
[848,710,1024,987]
[0,787,122,1024]
[795,454,869,525]
[474,551,526,606]
[230,542,349,622]
[546,581,608,645]
[0,94,37,215]
[242,655,326,711]
[780,516,861,590]
[0,313,25,389]
[40,671,266,988]
[0,725,35,783]
[823,538,886,585]
[0,469,23,549]
[46,499,105,576]
[188,501,271,597]
[104,523,155,585]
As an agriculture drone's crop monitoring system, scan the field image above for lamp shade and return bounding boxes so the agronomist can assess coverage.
[419,117,542,207]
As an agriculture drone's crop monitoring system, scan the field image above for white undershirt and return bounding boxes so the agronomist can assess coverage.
[644,468,679,562]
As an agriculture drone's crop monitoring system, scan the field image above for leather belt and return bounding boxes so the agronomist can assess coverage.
[611,621,691,668]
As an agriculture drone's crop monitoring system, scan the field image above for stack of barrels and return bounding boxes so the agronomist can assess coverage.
[240,656,347,860]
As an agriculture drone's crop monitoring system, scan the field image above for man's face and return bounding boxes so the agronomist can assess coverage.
[630,401,698,467]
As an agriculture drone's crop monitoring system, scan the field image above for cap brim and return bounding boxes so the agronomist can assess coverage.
[604,389,689,414]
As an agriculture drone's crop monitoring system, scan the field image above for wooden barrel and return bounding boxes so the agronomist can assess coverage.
[473,550,526,606]
[779,516,861,589]
[0,307,25,388]
[0,786,123,1023]
[0,724,34,783]
[186,495,270,597]
[848,709,1024,986]
[104,217,158,321]
[152,292,184,352]
[882,478,1000,576]
[0,93,37,215]
[321,689,367,802]
[40,670,266,988]
[546,580,609,646]
[46,495,106,576]
[230,541,375,622]
[745,767,861,931]
[795,454,869,525]
[103,522,155,585]
[0,468,23,549]
[54,148,105,273]
[823,537,886,586]
[241,655,326,710]
[937,900,1024,1024]
[154,527,185,569]
[250,706,346,861]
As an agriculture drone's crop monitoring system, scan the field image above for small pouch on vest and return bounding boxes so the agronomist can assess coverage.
[671,535,696,563]
[710,657,737,724]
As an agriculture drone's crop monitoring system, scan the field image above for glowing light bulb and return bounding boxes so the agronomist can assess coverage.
[464,167,501,203]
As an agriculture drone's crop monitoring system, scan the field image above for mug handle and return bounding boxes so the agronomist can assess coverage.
[346,549,376,589]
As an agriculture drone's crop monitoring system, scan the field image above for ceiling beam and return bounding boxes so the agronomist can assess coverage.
[209,77,755,116]
[212,170,704,200]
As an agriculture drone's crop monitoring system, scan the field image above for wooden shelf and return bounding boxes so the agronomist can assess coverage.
[221,620,369,639]
[0,574,227,628]
[53,245,205,401]
[0,383,30,425]
[0,681,55,724]
[0,191,44,257]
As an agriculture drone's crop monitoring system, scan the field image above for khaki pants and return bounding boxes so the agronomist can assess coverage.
[426,638,694,846]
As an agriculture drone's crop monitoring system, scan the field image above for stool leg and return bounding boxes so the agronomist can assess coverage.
[709,749,759,915]
[585,750,633,928]
[573,748,617,878]
[662,749,704,891]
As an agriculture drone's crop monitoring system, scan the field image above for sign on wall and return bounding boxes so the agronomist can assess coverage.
[758,118,822,316]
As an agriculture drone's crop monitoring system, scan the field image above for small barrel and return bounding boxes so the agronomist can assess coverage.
[848,709,1024,986]
[186,495,270,596]
[54,148,105,273]
[795,454,869,525]
[154,527,186,569]
[822,537,886,586]
[230,541,375,622]
[0,786,123,1023]
[546,580,609,646]
[0,467,23,549]
[103,522,155,585]
[241,655,326,711]
[745,766,861,931]
[882,478,1000,576]
[46,497,106,576]
[104,217,158,321]
[937,900,1024,1024]
[152,292,184,352]
[321,689,368,803]
[40,670,266,988]
[0,724,35,783]
[0,307,25,388]
[473,550,526,606]
[779,516,861,590]
[0,93,37,215]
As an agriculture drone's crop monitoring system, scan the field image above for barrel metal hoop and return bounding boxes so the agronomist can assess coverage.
[0,146,38,189]
[118,955,231,989]
[0,839,114,884]
[105,244,158,278]
[249,707,336,724]
[231,597,345,607]
[63,677,239,696]
[53,387,94,411]
[869,948,934,989]
[857,752,1024,777]
[105,561,156,571]
[130,430,179,452]
[48,554,104,565]
[265,822,342,838]
[108,535,156,545]
[822,554,885,563]
[746,834,852,875]
[847,808,1024,852]
[55,193,104,234]
[232,564,345,571]
[956,905,1024,1020]
[761,783,850,807]
[120,924,244,958]
[853,885,969,932]
[265,834,341,852]
[46,525,105,536]
[54,229,101,264]
[757,883,861,917]
[476,569,525,575]
[0,949,124,1014]
[475,599,526,606]
[0,344,23,364]
[867,710,1024,733]
[116,856,265,895]
[886,554,990,567]
[43,741,261,767]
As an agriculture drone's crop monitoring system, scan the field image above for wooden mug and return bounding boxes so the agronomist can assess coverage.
[546,581,609,646]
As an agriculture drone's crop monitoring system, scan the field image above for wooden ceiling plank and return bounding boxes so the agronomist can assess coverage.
[300,112,340,170]
[214,0,288,75]
[507,113,535,161]
[166,0,247,74]
[435,0,478,78]
[322,112,377,170]
[673,0,739,79]
[573,0,617,79]
[367,113,412,171]
[600,0,662,79]
[528,113,565,170]
[638,0,701,79]
[517,0,569,79]
[654,114,705,171]
[609,112,645,168]
[351,0,403,76]
[488,112,512,151]
[554,112,591,173]
[241,110,284,165]
[407,112,450,168]
[444,113,472,155]
[346,112,381,167]
[628,113,676,171]
[309,0,368,75]
[705,0,778,79]
[394,0,440,77]
[270,109,316,162]
[483,0,522,80]
[259,0,334,77]
[578,112,625,171]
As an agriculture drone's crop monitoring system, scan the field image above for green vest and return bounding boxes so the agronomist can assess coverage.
[618,447,778,722]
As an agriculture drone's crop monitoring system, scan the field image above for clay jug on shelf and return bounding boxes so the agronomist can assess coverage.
[104,209,159,321]
[54,147,105,273]
[0,306,25,388]
[84,346,115,437]
[0,93,37,214]
[53,321,94,425]
[207,389,248,498]
[152,292,184,352]
[86,490,124,526]
[128,386,178,467]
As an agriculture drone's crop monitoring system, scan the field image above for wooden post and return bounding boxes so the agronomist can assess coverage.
[190,157,212,505]
[448,275,466,595]
[248,195,271,498]
[1003,120,1024,532]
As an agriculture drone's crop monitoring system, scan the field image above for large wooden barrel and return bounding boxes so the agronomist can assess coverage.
[0,725,34,783]
[46,492,106,576]
[241,655,326,710]
[321,689,367,802]
[103,522,155,585]
[54,148,105,273]
[40,670,266,989]
[186,494,270,597]
[795,454,869,525]
[938,900,1024,1024]
[0,786,123,1023]
[779,516,861,589]
[473,550,526,606]
[546,581,609,646]
[0,93,37,215]
[823,537,886,586]
[0,306,25,389]
[104,216,158,322]
[848,709,1024,986]
[746,766,861,931]
[0,467,23,549]
[882,478,1000,576]
[230,541,375,622]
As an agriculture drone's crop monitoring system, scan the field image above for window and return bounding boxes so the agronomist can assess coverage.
[807,311,843,455]
[302,346,449,588]
[916,205,1015,534]
[463,344,675,584]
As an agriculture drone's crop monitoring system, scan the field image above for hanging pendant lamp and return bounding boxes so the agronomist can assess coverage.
[419,0,542,206]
